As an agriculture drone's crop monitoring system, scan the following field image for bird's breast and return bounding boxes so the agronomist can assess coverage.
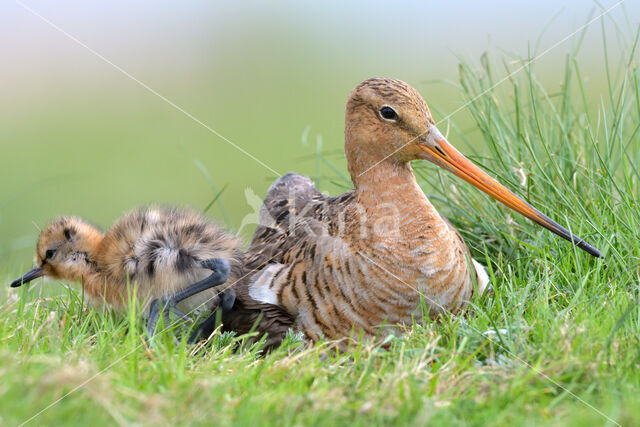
[357,231,473,318]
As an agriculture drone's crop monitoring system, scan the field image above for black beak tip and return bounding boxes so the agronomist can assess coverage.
[8,267,44,288]
[579,241,603,259]
[10,279,24,288]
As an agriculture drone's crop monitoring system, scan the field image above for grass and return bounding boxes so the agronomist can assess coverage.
[1,26,640,426]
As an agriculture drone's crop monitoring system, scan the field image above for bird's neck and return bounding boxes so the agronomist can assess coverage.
[61,234,111,303]
[344,157,473,316]
[78,231,105,275]
[347,159,457,274]
[352,158,442,227]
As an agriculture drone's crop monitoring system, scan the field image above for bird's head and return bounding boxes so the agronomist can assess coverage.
[345,77,434,165]
[345,77,601,258]
[10,217,104,288]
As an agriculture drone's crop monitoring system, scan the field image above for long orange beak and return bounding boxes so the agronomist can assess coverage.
[421,125,602,258]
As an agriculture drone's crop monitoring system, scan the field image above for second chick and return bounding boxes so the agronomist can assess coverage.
[10,206,243,337]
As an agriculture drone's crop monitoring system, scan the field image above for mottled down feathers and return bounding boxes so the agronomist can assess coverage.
[29,206,245,313]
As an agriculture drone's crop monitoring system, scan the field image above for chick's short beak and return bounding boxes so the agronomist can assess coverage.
[10,266,45,288]
[419,124,602,258]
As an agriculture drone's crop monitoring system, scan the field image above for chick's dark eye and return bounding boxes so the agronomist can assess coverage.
[379,106,398,121]
[45,249,56,259]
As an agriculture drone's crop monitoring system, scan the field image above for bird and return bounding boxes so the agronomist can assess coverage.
[9,206,243,337]
[222,77,601,347]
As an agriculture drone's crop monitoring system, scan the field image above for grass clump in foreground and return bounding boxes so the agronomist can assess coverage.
[1,32,640,426]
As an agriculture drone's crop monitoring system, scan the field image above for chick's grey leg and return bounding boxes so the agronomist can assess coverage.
[187,289,237,343]
[146,258,233,337]
[147,297,192,337]
[147,300,161,337]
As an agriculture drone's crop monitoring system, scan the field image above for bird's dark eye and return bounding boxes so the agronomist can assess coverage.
[45,249,56,259]
[379,106,399,121]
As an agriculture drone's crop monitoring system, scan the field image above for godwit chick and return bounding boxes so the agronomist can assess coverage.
[236,77,601,346]
[10,206,241,337]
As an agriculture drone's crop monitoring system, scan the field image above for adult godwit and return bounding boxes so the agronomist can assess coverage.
[10,206,240,336]
[220,77,601,347]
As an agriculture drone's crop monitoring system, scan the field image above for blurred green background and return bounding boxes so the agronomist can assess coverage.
[1,1,638,267]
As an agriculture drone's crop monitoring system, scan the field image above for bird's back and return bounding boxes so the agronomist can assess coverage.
[244,173,375,342]
[221,174,324,346]
[245,173,336,270]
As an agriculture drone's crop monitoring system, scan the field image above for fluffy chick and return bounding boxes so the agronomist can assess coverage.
[11,206,243,335]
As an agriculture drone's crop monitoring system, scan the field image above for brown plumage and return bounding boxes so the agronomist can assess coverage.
[198,286,295,349]
[234,77,600,347]
[10,206,243,336]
